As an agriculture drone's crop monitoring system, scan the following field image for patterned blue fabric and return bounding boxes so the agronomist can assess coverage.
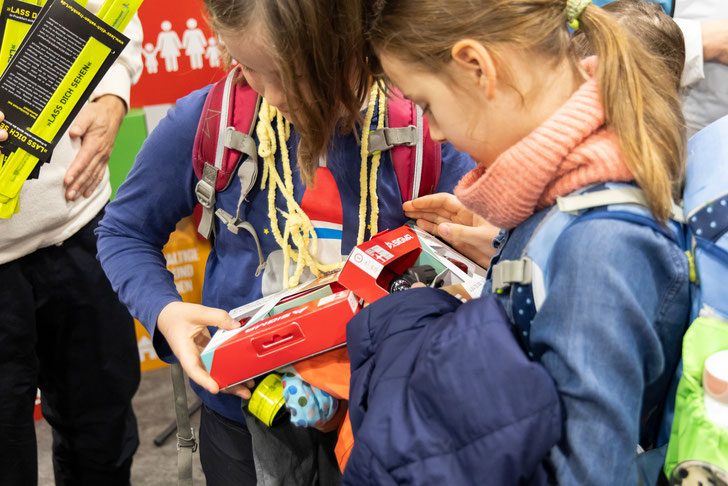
[280,368,338,428]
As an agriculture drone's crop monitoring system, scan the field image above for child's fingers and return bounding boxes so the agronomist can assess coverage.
[413,218,439,236]
[437,223,498,266]
[188,305,240,331]
[404,193,463,213]
[404,210,456,225]
[177,341,220,395]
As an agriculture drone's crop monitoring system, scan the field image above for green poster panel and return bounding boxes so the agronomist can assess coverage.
[108,108,146,200]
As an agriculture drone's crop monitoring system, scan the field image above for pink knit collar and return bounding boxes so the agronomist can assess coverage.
[454,62,633,229]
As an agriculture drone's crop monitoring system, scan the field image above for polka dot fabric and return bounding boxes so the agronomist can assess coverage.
[280,368,338,428]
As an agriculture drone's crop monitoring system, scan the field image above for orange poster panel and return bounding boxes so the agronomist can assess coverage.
[136,216,211,371]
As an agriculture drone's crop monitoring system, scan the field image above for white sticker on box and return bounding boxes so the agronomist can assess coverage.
[318,292,340,307]
[348,291,359,314]
[349,247,384,278]
[366,245,394,262]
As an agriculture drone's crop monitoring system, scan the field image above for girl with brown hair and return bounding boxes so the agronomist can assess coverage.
[348,0,691,484]
[95,0,475,484]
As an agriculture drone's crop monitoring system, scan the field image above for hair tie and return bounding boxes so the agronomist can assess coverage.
[565,0,592,30]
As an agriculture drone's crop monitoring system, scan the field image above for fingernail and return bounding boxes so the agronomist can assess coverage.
[66,176,74,185]
[68,190,77,200]
[439,223,450,237]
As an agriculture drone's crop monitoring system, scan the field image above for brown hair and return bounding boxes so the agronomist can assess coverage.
[203,0,372,185]
[367,0,685,223]
[573,0,685,89]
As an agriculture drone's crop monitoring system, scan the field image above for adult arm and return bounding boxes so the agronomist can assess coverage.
[675,18,728,88]
[64,6,144,200]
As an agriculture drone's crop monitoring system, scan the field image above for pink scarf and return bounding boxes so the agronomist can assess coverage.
[454,62,633,229]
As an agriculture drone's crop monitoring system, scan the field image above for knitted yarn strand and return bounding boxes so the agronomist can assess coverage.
[255,84,385,287]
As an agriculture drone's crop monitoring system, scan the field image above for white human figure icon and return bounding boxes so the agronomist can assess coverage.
[205,37,222,68]
[156,20,182,72]
[142,43,159,74]
[182,18,207,70]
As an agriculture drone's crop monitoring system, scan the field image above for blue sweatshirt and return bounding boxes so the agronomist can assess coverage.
[96,85,475,422]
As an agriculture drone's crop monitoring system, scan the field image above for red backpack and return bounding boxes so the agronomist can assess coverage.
[192,67,442,240]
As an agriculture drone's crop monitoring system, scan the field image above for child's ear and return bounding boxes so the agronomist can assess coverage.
[451,40,497,100]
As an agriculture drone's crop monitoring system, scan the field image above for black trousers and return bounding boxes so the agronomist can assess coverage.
[0,212,140,486]
[199,405,257,485]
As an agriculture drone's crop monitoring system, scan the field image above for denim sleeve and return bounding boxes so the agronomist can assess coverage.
[529,218,687,485]
[95,87,209,361]
[434,142,475,193]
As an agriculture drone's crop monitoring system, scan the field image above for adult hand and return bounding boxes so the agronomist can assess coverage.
[157,301,255,399]
[63,94,127,201]
[403,193,500,268]
[702,19,728,66]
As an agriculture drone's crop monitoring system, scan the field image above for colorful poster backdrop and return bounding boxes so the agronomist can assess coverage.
[130,0,226,107]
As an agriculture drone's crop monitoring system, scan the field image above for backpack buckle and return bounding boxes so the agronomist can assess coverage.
[368,126,417,155]
[176,427,198,452]
[491,258,533,293]
[195,179,216,208]
[196,162,220,209]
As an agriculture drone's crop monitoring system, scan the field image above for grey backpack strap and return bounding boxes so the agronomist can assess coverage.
[171,362,197,486]
[367,126,417,154]
[411,105,425,200]
[367,105,425,200]
[556,186,685,222]
[214,138,266,276]
[195,163,219,239]
[196,69,239,238]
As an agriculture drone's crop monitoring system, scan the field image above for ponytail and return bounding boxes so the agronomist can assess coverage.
[578,4,685,223]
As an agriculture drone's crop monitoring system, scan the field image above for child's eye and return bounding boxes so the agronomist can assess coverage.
[241,64,254,73]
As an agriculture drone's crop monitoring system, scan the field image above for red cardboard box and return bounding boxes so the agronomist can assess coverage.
[202,224,486,389]
[202,284,361,389]
[338,225,422,304]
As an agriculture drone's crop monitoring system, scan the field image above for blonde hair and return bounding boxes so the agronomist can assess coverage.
[573,0,685,91]
[367,0,685,223]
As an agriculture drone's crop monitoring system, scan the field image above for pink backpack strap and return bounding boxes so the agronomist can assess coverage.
[368,89,442,202]
[193,67,261,239]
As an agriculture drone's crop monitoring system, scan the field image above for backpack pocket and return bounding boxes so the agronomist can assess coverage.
[665,315,728,480]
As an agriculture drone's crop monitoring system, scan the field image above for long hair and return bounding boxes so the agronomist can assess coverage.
[203,0,372,185]
[367,0,685,222]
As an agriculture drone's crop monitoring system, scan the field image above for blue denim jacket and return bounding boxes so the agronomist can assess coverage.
[484,207,690,485]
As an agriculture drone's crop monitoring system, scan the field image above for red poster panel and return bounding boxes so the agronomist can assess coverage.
[131,0,228,108]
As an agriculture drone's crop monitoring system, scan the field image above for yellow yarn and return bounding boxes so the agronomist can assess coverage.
[367,85,387,238]
[256,84,385,287]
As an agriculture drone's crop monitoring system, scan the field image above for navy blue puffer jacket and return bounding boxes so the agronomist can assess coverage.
[344,288,562,485]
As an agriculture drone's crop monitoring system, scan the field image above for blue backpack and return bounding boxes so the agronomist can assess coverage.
[489,115,728,485]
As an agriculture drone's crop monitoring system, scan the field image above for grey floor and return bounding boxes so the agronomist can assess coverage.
[36,367,206,485]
